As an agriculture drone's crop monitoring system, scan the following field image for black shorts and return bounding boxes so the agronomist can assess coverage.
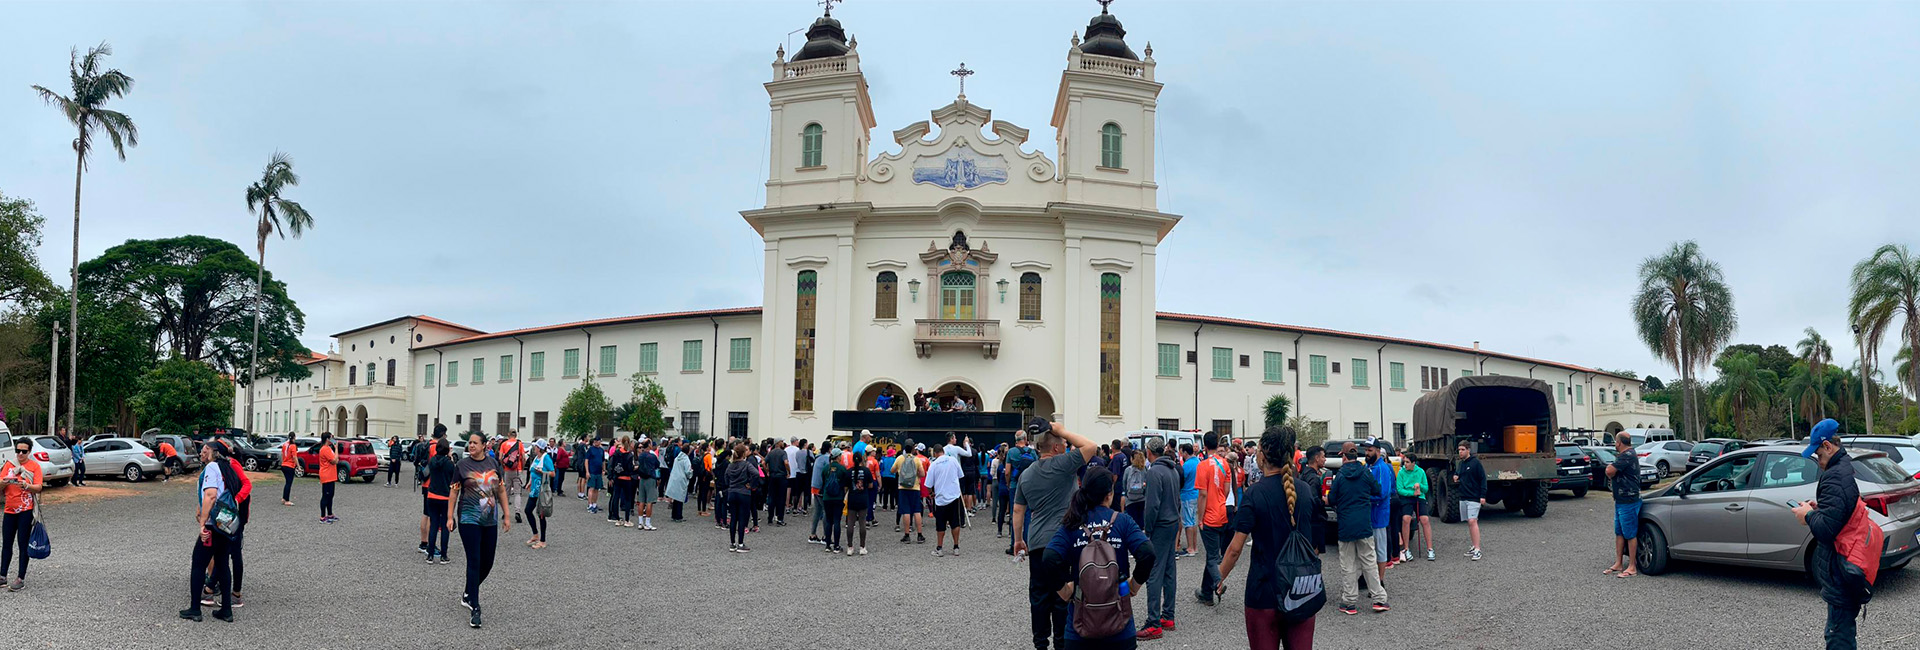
[960,476,977,496]
[934,500,963,531]
[422,495,437,517]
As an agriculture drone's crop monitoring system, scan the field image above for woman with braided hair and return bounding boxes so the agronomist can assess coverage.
[1216,426,1318,650]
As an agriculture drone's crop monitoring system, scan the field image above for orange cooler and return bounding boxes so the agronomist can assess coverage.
[1500,425,1538,453]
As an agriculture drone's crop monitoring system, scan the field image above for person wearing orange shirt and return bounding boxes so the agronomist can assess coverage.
[316,433,340,523]
[158,440,182,482]
[279,437,299,506]
[1193,431,1233,607]
[2,438,45,591]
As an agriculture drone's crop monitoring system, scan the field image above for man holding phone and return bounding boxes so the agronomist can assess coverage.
[1791,419,1860,650]
[1604,432,1641,578]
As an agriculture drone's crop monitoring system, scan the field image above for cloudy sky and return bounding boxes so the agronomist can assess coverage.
[4,1,1917,381]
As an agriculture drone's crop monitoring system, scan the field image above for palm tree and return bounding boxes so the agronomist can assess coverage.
[243,152,313,431]
[1895,344,1913,425]
[1262,394,1292,430]
[1710,351,1775,437]
[1783,363,1837,433]
[33,42,137,435]
[1851,244,1920,436]
[1634,241,1738,440]
[1795,327,1834,419]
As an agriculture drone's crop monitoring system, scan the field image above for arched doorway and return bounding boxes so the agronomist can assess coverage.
[856,381,906,411]
[1000,383,1057,420]
[335,407,348,439]
[353,405,369,438]
[930,381,981,411]
[1604,421,1625,435]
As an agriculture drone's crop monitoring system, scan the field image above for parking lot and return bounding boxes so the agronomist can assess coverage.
[13,474,1920,649]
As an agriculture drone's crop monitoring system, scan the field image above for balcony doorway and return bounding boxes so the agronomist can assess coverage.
[939,271,976,320]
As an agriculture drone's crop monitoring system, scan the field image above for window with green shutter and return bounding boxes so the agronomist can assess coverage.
[639,342,658,373]
[730,338,751,371]
[1309,355,1328,385]
[562,349,579,378]
[599,345,617,375]
[424,363,436,387]
[1351,358,1368,388]
[472,358,483,384]
[683,340,703,372]
[445,360,458,386]
[1264,352,1283,382]
[1212,347,1233,380]
[1390,362,1405,390]
[1576,386,1585,405]
[500,355,512,382]
[529,351,545,380]
[1100,123,1123,168]
[1460,369,1474,377]
[1557,382,1567,403]
[1157,343,1180,377]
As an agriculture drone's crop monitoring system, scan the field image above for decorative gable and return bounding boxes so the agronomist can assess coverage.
[867,98,1057,195]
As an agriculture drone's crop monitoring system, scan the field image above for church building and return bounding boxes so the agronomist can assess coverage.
[236,6,1667,446]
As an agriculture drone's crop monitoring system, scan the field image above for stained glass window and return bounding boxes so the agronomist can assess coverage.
[1099,272,1121,416]
[795,270,817,411]
[1019,272,1042,321]
[875,271,898,320]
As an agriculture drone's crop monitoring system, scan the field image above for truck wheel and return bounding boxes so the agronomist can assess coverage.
[1436,479,1460,524]
[1637,524,1670,575]
[1521,481,1549,518]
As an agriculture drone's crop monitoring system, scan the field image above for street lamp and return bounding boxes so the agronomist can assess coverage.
[1854,324,1874,434]
[908,278,920,303]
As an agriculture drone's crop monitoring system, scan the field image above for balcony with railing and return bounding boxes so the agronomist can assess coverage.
[1066,49,1155,81]
[772,52,861,81]
[313,383,409,403]
[1593,400,1669,420]
[914,319,1000,359]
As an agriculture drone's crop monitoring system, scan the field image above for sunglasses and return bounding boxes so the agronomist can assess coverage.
[13,448,29,455]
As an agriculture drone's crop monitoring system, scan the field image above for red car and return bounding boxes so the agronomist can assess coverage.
[293,437,381,483]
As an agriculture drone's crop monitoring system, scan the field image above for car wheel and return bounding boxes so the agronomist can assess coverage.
[1573,486,1589,498]
[295,465,307,479]
[243,458,261,473]
[1656,461,1670,478]
[1637,524,1669,575]
[1521,481,1549,518]
[125,464,143,482]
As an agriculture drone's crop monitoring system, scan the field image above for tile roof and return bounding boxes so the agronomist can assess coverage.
[416,307,763,350]
[331,315,485,338]
[1154,311,1640,382]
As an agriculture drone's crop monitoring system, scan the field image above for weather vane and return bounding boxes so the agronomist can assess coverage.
[820,0,841,17]
[951,62,975,97]
[1097,0,1114,13]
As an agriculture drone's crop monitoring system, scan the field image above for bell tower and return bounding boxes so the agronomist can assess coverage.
[1051,5,1162,210]
[764,5,877,208]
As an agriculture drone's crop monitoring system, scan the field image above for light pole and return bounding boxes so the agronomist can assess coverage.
[47,321,60,437]
[1855,324,1874,435]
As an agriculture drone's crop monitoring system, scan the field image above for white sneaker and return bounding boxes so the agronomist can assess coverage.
[859,547,868,556]
[847,547,855,557]
[1469,547,1482,561]
[645,524,658,531]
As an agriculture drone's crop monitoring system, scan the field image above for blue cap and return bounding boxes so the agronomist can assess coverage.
[1802,419,1840,459]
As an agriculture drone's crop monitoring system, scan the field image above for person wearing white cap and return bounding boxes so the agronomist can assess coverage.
[522,440,554,549]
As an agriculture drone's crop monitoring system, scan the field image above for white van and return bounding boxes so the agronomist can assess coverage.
[1125,429,1201,454]
[1621,428,1678,447]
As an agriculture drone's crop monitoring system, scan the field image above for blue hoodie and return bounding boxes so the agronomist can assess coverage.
[1369,456,1394,529]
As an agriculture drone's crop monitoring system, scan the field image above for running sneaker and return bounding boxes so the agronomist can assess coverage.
[1470,547,1482,561]
[645,524,658,531]
[1399,549,1413,563]
[1136,625,1164,641]
[951,548,960,557]
[1371,602,1390,613]
[895,525,902,533]
[1159,619,1175,631]
[729,544,739,553]
[231,594,244,609]
[1338,604,1358,616]
[859,547,868,556]
[807,536,823,545]
[470,606,483,629]
[847,546,855,557]
[425,554,435,565]
[1426,548,1435,561]
[737,545,750,553]
[419,543,429,555]
[460,593,472,610]
[932,547,945,557]
[917,534,927,544]
[439,555,450,565]
[902,535,912,544]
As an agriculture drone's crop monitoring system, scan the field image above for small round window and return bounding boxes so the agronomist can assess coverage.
[390,336,396,344]
[415,334,423,342]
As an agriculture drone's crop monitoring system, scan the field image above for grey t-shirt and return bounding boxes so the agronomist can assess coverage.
[1014,449,1084,551]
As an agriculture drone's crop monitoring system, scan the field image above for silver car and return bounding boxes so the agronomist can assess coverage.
[79,438,165,482]
[1637,446,1920,576]
[0,434,76,486]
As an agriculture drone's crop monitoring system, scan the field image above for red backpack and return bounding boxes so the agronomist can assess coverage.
[1834,500,1886,604]
[1070,515,1132,639]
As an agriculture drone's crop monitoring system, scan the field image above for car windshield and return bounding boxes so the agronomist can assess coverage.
[1852,454,1913,485]
[34,436,67,449]
[1588,448,1617,462]
[1554,446,1585,459]
[1694,442,1724,455]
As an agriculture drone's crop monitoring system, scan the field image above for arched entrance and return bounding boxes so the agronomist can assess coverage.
[1000,383,1057,421]
[335,407,348,438]
[931,381,981,411]
[856,381,906,411]
[353,405,369,438]
[1604,421,1625,435]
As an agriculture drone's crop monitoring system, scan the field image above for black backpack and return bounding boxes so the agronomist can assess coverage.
[1275,520,1327,623]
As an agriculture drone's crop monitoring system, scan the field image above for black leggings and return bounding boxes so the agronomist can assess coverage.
[822,499,844,547]
[1,510,33,579]
[387,462,401,484]
[458,522,498,608]
[670,499,684,521]
[320,481,336,517]
[727,493,752,545]
[189,529,231,613]
[426,506,451,557]
[523,498,546,541]
[281,467,295,502]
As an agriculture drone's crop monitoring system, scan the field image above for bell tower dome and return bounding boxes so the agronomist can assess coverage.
[764,6,877,208]
[1051,5,1161,210]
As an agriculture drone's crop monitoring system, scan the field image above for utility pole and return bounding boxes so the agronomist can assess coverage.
[47,321,60,437]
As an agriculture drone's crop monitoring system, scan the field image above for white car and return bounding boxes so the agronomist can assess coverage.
[0,433,76,486]
[79,438,165,482]
[1634,440,1694,479]
[1843,436,1920,482]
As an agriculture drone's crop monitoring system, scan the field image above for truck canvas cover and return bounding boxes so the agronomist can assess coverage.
[1412,375,1557,446]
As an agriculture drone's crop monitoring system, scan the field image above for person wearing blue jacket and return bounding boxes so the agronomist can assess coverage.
[1326,443,1387,614]
[1367,441,1395,580]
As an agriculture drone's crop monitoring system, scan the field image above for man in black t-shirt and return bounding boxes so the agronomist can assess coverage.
[1605,432,1642,577]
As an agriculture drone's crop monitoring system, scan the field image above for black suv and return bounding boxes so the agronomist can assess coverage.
[1686,438,1748,471]
[1549,444,1593,497]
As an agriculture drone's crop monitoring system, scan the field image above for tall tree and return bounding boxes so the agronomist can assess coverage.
[1262,394,1292,430]
[1850,244,1920,437]
[1633,241,1738,440]
[625,374,671,438]
[33,41,138,435]
[557,377,612,441]
[1783,363,1837,433]
[0,192,55,307]
[243,152,314,432]
[1895,344,1913,425]
[1710,350,1776,437]
[1796,327,1834,419]
[78,236,310,381]
[29,292,157,433]
[130,357,232,435]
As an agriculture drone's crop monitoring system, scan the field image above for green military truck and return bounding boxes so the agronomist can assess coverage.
[1411,375,1560,523]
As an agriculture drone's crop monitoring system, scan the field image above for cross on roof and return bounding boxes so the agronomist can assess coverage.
[1097,0,1114,14]
[950,62,975,97]
[820,0,841,17]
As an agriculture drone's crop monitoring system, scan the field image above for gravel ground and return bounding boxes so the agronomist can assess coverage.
[11,474,1920,649]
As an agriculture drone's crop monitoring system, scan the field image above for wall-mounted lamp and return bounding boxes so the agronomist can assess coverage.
[997,278,1010,303]
[908,278,921,303]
